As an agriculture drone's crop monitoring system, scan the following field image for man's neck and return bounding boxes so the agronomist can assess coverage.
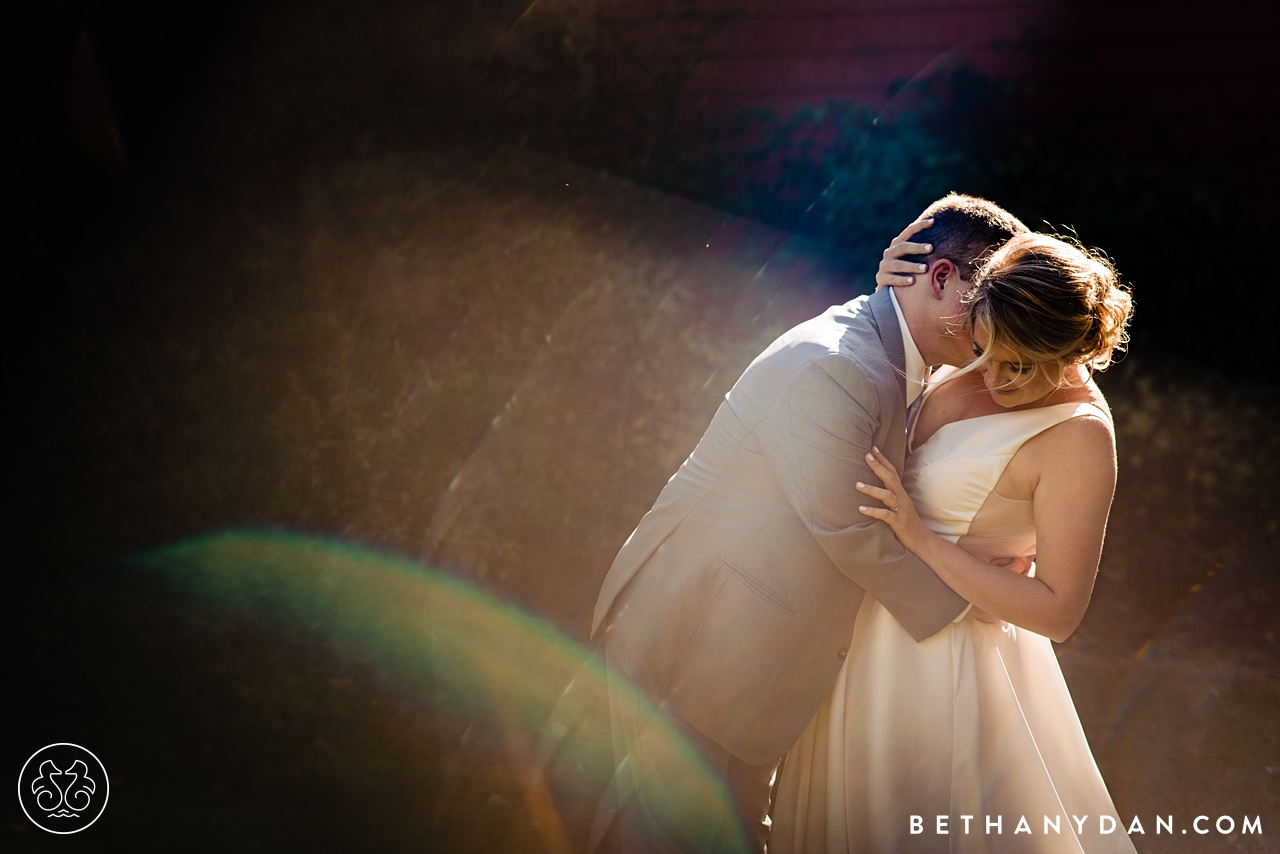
[898,281,973,368]
[895,290,946,368]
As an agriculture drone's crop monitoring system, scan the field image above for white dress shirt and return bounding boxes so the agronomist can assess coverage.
[888,288,929,409]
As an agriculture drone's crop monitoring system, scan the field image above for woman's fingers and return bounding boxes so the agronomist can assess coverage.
[855,481,897,506]
[882,259,930,274]
[889,217,934,246]
[865,448,904,491]
[882,240,933,260]
[875,271,918,288]
[864,452,889,480]
[876,224,934,290]
[858,505,895,523]
[862,446,928,550]
[876,257,928,288]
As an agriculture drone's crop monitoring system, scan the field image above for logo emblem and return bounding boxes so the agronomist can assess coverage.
[18,744,109,834]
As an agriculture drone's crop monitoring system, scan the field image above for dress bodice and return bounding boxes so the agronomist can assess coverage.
[903,400,1111,559]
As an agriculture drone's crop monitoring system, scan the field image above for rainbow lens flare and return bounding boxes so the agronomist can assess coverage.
[129,529,746,852]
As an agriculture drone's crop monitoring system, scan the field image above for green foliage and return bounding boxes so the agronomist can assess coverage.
[660,63,1253,289]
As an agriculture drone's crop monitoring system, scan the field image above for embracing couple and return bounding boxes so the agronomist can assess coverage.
[592,194,1138,853]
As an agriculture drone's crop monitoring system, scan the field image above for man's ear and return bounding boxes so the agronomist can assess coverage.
[928,260,956,300]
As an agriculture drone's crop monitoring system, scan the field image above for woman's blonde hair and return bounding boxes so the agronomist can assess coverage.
[964,232,1134,385]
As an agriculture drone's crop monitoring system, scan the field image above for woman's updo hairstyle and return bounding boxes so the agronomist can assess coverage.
[965,233,1133,382]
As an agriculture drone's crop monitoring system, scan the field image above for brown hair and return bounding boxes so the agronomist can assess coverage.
[965,233,1134,382]
[899,193,1030,281]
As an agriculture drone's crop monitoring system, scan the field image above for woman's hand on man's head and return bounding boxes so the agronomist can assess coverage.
[875,218,934,290]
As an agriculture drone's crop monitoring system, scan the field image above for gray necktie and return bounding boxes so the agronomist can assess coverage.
[906,393,924,440]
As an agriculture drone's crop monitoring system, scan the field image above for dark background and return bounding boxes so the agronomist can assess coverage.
[5,1,1279,850]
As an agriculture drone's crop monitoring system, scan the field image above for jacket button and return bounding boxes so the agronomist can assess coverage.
[837,647,848,660]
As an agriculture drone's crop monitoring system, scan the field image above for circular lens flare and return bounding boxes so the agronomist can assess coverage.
[131,529,747,852]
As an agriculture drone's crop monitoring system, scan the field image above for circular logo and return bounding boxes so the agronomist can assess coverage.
[18,744,109,834]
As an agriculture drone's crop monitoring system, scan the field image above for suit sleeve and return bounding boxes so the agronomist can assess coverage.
[755,355,968,641]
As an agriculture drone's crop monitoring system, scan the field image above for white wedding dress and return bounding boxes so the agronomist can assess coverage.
[770,400,1137,854]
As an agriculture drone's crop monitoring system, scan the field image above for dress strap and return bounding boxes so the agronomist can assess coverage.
[995,400,1112,448]
[1067,400,1112,426]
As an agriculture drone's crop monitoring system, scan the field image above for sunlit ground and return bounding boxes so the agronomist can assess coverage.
[12,104,1279,854]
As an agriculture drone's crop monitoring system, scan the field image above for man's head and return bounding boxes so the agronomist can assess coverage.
[892,193,1029,365]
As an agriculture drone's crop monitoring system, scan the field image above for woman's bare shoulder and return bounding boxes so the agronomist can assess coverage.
[1025,387,1117,479]
[1049,379,1114,434]
[1006,380,1116,494]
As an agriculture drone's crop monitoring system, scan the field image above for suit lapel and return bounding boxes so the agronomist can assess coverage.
[867,288,908,406]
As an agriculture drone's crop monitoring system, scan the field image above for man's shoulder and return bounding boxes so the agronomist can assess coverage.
[731,295,896,404]
[774,295,892,370]
[776,295,876,346]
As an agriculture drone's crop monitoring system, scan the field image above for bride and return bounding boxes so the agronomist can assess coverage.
[770,230,1138,853]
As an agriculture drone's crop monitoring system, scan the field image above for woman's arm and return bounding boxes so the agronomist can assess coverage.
[857,416,1117,642]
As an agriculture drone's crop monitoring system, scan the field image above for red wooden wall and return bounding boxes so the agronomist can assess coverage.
[596,0,1279,132]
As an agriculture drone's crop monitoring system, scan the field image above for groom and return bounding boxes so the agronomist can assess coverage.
[592,194,1029,852]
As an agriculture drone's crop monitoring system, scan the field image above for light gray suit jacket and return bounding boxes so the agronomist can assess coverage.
[592,288,967,765]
